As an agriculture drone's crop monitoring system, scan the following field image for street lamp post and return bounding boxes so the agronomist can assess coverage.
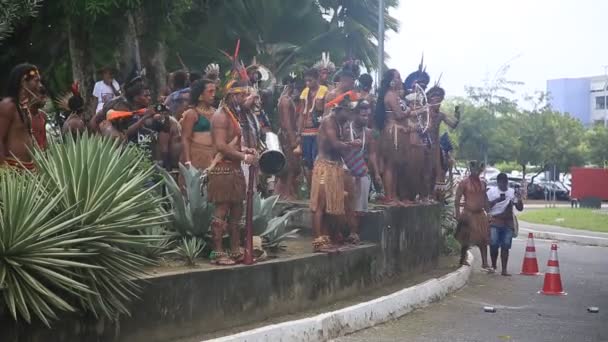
[377,0,385,88]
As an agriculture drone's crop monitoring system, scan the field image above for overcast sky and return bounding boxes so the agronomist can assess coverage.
[385,0,608,102]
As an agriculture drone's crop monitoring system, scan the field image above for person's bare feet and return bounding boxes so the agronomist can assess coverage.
[399,200,414,207]
[501,271,512,276]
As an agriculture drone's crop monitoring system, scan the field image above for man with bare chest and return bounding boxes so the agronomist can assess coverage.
[454,161,490,267]
[310,95,360,252]
[0,64,44,170]
[297,69,328,186]
[208,81,258,265]
[426,86,460,199]
[275,76,300,200]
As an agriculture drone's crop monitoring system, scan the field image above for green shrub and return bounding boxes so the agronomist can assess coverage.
[0,134,167,326]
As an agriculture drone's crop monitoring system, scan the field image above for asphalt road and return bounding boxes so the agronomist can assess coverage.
[334,238,608,342]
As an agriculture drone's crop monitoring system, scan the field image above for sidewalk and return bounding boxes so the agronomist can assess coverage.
[518,220,608,247]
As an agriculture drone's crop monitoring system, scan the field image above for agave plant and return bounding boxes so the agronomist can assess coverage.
[252,193,299,250]
[161,163,214,237]
[0,170,98,326]
[31,133,168,321]
[175,237,206,266]
[140,225,175,259]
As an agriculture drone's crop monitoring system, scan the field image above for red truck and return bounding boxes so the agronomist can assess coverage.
[570,167,608,201]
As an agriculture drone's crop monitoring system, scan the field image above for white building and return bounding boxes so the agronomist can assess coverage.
[589,75,608,126]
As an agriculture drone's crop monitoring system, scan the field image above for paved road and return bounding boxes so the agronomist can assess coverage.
[335,238,608,342]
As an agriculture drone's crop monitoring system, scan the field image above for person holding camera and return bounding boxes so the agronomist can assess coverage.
[487,173,524,276]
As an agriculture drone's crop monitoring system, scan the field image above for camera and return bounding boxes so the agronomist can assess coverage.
[154,103,169,113]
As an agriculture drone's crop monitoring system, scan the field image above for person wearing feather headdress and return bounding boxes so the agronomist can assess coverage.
[0,64,44,170]
[454,160,490,268]
[56,82,86,138]
[208,74,258,265]
[426,85,460,198]
[313,52,336,89]
[310,94,359,253]
[394,59,434,203]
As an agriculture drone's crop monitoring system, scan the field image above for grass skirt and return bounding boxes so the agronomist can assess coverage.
[310,159,345,215]
[207,162,246,204]
[455,209,489,246]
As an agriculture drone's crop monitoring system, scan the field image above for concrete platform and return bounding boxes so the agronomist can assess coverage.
[1,203,443,342]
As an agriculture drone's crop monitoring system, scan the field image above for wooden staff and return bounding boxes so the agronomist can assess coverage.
[241,111,256,265]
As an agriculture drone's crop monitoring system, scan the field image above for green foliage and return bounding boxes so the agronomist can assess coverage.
[519,208,608,233]
[0,171,98,326]
[252,193,299,249]
[457,65,587,173]
[175,237,205,266]
[584,125,608,166]
[493,161,524,174]
[0,0,42,42]
[161,164,214,237]
[1,134,166,326]
[140,225,174,259]
[32,133,167,321]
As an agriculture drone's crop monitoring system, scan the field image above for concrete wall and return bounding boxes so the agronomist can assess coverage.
[546,78,591,125]
[1,204,442,342]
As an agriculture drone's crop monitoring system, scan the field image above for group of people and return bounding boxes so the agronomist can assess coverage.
[0,52,522,271]
[456,163,524,275]
[272,56,463,252]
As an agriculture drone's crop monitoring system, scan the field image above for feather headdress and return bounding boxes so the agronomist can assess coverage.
[204,63,220,79]
[55,81,84,112]
[404,54,430,92]
[313,52,336,73]
[219,39,252,95]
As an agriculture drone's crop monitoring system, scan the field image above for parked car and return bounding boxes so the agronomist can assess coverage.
[486,180,522,192]
[527,181,569,201]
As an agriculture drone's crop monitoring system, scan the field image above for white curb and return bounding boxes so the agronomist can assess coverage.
[520,228,608,247]
[206,252,474,342]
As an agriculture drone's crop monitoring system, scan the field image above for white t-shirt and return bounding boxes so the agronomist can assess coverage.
[487,186,515,216]
[92,80,120,114]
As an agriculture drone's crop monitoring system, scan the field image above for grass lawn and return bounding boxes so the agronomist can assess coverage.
[518,208,608,233]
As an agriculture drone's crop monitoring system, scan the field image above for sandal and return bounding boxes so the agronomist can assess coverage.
[210,251,236,266]
[346,233,361,245]
[312,236,335,253]
[230,247,245,263]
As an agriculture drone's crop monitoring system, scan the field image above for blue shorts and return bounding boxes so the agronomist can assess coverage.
[490,225,513,250]
[302,135,318,169]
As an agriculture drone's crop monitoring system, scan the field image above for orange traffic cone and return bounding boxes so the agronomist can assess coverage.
[521,233,541,275]
[540,243,567,296]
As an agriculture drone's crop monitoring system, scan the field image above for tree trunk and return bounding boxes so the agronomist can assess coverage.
[67,18,95,119]
[116,11,139,83]
[146,40,167,99]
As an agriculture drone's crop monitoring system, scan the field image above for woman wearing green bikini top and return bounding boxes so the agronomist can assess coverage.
[181,79,217,171]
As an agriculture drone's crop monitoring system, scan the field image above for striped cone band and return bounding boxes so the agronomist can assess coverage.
[521,232,541,275]
[540,243,566,295]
